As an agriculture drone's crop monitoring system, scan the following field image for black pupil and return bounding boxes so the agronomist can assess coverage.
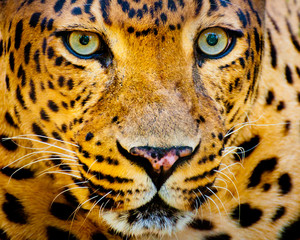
[206,33,218,46]
[79,35,90,45]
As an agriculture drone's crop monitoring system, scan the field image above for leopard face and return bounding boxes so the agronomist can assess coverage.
[1,0,267,237]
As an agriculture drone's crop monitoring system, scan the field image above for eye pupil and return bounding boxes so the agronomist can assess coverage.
[206,33,219,46]
[79,35,90,45]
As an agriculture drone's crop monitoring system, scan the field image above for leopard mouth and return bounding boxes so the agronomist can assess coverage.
[102,194,194,236]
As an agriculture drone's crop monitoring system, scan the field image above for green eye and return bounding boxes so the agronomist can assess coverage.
[68,31,100,56]
[197,28,229,56]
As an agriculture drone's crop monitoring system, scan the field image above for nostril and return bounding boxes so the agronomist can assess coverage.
[130,146,193,173]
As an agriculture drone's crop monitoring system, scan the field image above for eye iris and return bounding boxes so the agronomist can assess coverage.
[206,33,218,46]
[79,35,90,45]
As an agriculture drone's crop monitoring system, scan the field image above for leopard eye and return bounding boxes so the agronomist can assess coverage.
[68,31,101,56]
[197,27,229,57]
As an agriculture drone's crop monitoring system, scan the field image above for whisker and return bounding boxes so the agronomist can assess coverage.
[2,136,76,154]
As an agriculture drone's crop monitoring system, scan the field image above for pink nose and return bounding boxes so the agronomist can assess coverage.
[130,146,193,173]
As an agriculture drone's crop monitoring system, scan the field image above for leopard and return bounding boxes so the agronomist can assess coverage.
[0,0,299,239]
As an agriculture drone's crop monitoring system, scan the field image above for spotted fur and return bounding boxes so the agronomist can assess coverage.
[0,0,299,239]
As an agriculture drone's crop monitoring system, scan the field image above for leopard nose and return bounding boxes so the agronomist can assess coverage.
[130,146,193,173]
[129,146,193,189]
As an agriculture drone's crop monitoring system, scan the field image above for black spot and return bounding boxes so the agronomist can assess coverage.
[5,75,10,91]
[284,120,291,134]
[40,17,47,32]
[71,7,82,15]
[127,27,134,33]
[168,0,177,11]
[204,234,231,240]
[91,232,108,240]
[29,79,36,103]
[5,112,18,128]
[277,101,285,111]
[271,206,285,222]
[112,116,119,123]
[29,12,41,28]
[234,135,260,161]
[128,8,136,18]
[2,193,28,224]
[40,109,50,121]
[253,28,261,52]
[17,65,26,87]
[54,0,66,12]
[1,167,34,180]
[279,215,300,240]
[248,158,277,188]
[0,229,9,240]
[16,86,27,109]
[42,38,47,54]
[48,81,54,89]
[237,9,247,27]
[262,183,271,192]
[0,135,18,151]
[67,79,74,90]
[61,124,67,133]
[189,219,214,230]
[95,155,104,162]
[15,20,23,50]
[85,132,94,141]
[231,203,262,227]
[286,20,300,52]
[266,90,274,105]
[0,40,3,57]
[55,56,63,66]
[278,173,292,195]
[100,0,111,25]
[47,47,54,59]
[47,19,54,31]
[169,24,176,30]
[9,52,15,72]
[238,57,245,68]
[34,50,41,72]
[52,131,62,141]
[160,13,167,24]
[48,100,59,112]
[268,30,277,68]
[285,65,293,84]
[195,0,203,15]
[24,42,31,64]
[50,202,75,220]
[47,226,78,240]
[32,123,48,142]
[58,76,65,87]
[208,0,218,13]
